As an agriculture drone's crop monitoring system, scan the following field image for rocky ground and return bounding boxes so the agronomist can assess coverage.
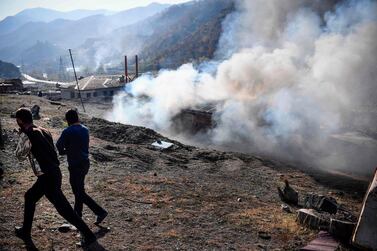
[0,94,368,250]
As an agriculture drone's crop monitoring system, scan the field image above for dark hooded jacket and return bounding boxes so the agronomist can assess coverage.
[25,125,60,176]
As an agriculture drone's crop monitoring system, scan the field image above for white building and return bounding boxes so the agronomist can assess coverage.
[61,75,126,99]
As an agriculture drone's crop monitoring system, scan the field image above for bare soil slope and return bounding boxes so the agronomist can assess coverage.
[0,95,364,250]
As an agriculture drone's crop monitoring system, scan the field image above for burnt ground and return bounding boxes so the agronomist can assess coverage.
[0,94,367,250]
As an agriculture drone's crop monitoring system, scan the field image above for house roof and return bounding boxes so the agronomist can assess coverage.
[70,75,125,91]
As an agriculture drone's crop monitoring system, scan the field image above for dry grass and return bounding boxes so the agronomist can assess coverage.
[160,229,180,239]
[228,204,316,247]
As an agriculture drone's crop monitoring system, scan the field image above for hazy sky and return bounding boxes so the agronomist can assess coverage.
[0,0,190,20]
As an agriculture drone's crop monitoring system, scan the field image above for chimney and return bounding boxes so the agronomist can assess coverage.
[135,55,138,78]
[124,55,128,83]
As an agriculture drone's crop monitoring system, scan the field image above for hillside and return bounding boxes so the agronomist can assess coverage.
[0,60,21,79]
[140,0,235,70]
[0,94,366,250]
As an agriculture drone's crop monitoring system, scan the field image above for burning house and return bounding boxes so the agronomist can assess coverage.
[172,105,216,134]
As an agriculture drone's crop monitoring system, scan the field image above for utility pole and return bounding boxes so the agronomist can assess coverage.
[0,118,4,149]
[124,55,128,83]
[20,58,25,74]
[135,55,138,78]
[68,49,85,112]
[58,56,67,82]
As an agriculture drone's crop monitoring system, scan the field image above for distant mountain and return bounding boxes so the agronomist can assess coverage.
[0,8,113,35]
[21,41,65,65]
[16,8,114,22]
[106,3,170,31]
[0,3,170,68]
[0,60,21,79]
[0,16,30,36]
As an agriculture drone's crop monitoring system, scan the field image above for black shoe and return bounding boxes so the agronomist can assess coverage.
[15,227,37,250]
[15,226,31,241]
[94,211,108,225]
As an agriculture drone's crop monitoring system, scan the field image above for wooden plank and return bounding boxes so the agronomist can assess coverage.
[352,168,377,250]
[300,231,340,251]
[297,209,329,230]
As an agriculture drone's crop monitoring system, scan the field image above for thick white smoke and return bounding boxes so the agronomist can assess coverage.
[107,0,377,176]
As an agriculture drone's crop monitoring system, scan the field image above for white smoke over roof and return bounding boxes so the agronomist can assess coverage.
[107,0,377,176]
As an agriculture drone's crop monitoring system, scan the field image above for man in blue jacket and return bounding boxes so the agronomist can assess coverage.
[56,109,107,225]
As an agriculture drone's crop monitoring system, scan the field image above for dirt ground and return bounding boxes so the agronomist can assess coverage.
[0,94,367,250]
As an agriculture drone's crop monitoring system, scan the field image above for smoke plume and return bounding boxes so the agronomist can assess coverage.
[107,0,377,176]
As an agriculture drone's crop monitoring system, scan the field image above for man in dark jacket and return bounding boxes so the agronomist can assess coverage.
[56,109,107,224]
[14,108,97,248]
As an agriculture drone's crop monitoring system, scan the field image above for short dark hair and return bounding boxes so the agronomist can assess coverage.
[65,109,79,124]
[15,108,33,123]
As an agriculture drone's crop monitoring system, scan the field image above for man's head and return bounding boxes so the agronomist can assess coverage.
[65,109,79,125]
[15,108,33,130]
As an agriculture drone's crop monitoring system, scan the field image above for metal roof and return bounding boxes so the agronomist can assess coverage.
[71,75,125,91]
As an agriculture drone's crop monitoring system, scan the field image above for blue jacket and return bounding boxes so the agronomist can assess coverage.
[56,124,89,168]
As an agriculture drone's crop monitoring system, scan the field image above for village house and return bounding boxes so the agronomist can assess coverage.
[0,78,23,93]
[61,75,126,100]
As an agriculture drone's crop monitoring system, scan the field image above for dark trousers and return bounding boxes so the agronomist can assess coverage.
[69,162,105,217]
[23,172,95,241]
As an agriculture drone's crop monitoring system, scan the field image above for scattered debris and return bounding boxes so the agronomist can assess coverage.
[352,168,377,250]
[297,209,329,230]
[49,101,65,106]
[152,140,174,149]
[258,231,271,240]
[281,204,292,213]
[277,180,298,205]
[329,218,355,241]
[318,197,338,215]
[58,223,76,233]
[300,231,340,251]
[303,194,338,214]
[295,184,365,250]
